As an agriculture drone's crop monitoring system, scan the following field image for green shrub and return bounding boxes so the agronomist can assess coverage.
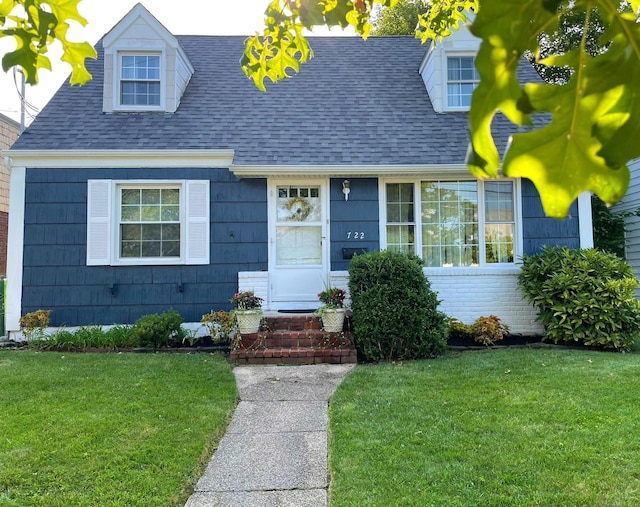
[348,250,447,361]
[518,246,640,350]
[130,309,186,348]
[447,318,474,341]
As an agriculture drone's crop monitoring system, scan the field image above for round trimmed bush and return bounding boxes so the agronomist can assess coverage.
[518,246,640,350]
[348,250,447,361]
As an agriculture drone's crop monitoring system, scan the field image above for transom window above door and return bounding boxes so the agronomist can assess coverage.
[384,180,518,267]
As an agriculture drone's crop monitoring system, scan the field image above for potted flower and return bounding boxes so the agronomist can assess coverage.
[230,291,263,334]
[316,286,347,332]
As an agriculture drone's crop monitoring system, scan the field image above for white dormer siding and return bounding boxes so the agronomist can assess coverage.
[102,3,194,113]
[420,15,480,113]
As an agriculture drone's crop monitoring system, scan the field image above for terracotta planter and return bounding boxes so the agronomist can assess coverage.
[321,308,346,332]
[236,310,262,334]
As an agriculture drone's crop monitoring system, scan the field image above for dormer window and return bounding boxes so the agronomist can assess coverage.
[102,4,194,114]
[446,56,479,109]
[419,12,481,113]
[120,54,161,106]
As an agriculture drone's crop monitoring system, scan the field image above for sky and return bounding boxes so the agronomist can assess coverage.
[0,0,353,126]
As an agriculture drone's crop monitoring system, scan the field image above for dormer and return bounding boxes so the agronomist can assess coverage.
[419,14,480,113]
[102,3,194,113]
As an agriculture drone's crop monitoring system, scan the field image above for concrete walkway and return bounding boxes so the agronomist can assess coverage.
[185,363,355,507]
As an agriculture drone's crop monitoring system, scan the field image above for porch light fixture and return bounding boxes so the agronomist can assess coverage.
[342,180,350,201]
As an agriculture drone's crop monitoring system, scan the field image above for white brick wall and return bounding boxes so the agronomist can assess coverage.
[238,271,268,305]
[425,268,542,334]
[239,268,543,335]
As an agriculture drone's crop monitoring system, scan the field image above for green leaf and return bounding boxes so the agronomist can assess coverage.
[0,0,95,85]
[465,0,555,178]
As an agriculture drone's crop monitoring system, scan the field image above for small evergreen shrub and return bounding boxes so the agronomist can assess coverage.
[348,250,447,361]
[518,246,640,350]
[130,309,186,348]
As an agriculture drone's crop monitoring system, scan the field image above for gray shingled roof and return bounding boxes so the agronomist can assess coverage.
[12,36,526,165]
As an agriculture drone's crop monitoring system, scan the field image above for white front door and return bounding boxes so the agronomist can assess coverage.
[268,180,329,309]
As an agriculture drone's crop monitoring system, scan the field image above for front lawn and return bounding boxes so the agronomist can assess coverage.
[0,351,237,506]
[329,348,640,506]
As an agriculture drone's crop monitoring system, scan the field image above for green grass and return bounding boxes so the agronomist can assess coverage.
[0,351,237,506]
[329,348,640,506]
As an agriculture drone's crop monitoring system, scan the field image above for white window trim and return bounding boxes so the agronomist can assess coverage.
[379,177,522,268]
[113,50,166,112]
[116,182,183,264]
[441,51,478,112]
[87,179,209,266]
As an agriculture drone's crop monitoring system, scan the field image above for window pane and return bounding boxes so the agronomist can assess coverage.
[386,225,414,252]
[485,181,514,222]
[422,246,441,267]
[141,205,160,221]
[161,205,180,221]
[121,189,139,205]
[121,224,140,241]
[121,241,140,258]
[421,181,478,267]
[141,189,160,204]
[141,224,162,240]
[141,241,161,257]
[121,206,140,222]
[162,241,180,257]
[486,223,514,263]
[118,186,181,259]
[163,224,180,240]
[276,226,322,265]
[121,56,135,79]
[386,183,414,223]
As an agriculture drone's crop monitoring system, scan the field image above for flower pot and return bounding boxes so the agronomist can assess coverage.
[321,308,346,332]
[236,310,262,334]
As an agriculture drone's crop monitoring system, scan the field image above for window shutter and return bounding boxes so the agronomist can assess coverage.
[185,180,210,265]
[87,180,112,265]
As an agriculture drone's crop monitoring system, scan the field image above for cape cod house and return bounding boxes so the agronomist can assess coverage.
[3,3,593,337]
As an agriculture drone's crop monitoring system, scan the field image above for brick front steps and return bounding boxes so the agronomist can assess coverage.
[230,313,357,365]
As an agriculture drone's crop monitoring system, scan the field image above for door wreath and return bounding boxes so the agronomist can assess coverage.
[284,197,312,221]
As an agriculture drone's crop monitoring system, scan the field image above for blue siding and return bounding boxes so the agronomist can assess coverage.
[22,168,267,326]
[521,179,580,254]
[329,178,380,271]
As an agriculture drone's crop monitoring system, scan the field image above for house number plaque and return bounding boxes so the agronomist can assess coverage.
[346,232,365,239]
